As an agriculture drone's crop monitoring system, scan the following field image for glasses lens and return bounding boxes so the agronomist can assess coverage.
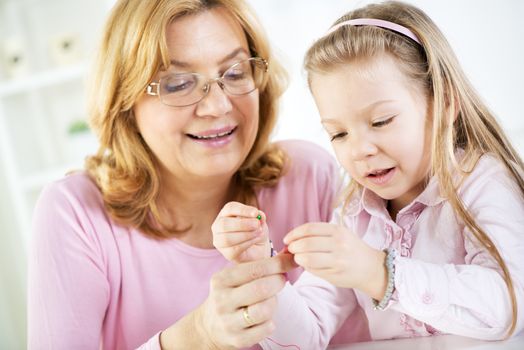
[159,73,200,107]
[156,58,267,107]
[222,58,267,95]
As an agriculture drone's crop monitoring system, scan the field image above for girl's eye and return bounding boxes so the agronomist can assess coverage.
[330,132,348,142]
[372,116,395,127]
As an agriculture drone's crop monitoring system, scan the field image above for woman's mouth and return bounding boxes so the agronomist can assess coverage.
[186,126,237,148]
[366,167,396,185]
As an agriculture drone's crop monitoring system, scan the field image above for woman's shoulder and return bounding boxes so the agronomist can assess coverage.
[37,171,105,217]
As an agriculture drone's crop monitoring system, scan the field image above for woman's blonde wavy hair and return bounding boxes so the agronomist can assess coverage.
[304,1,523,338]
[85,0,288,238]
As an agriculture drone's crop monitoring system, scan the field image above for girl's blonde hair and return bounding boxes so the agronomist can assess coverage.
[304,0,523,337]
[85,0,288,238]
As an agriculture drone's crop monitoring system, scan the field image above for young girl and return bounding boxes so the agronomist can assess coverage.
[212,1,524,347]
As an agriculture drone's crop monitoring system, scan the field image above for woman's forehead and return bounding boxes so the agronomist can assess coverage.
[165,7,249,67]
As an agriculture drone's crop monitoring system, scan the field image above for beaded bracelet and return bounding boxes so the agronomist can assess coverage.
[373,248,397,310]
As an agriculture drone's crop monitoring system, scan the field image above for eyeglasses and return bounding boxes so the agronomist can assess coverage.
[146,57,268,107]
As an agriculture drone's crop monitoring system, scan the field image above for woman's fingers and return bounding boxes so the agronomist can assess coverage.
[212,254,295,288]
[218,201,261,219]
[205,256,296,348]
[215,235,262,261]
[230,319,276,348]
[213,229,262,249]
[213,216,261,233]
[230,273,287,307]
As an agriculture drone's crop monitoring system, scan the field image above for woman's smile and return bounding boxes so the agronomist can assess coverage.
[186,125,237,148]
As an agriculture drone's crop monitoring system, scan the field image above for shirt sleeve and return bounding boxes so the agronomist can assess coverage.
[390,163,524,340]
[28,181,110,350]
[260,208,358,350]
[260,274,357,350]
[135,333,162,350]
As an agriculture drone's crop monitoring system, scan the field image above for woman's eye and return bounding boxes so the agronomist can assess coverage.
[163,74,197,94]
[330,132,348,142]
[165,80,194,93]
[224,69,247,81]
[372,116,395,127]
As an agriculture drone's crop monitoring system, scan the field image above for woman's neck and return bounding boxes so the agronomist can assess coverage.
[158,173,236,248]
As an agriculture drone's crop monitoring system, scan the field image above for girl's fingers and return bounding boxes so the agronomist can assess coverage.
[283,222,336,244]
[293,252,334,270]
[286,236,333,254]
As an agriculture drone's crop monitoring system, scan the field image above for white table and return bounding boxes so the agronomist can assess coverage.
[328,334,524,350]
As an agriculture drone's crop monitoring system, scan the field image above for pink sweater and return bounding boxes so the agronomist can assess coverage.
[261,154,524,349]
[28,140,357,350]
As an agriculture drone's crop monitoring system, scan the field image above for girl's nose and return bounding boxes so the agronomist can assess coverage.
[350,131,378,160]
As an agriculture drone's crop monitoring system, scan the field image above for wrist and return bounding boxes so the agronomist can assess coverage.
[194,303,222,350]
[361,249,388,300]
[159,303,221,350]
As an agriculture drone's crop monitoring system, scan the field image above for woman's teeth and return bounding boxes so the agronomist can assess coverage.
[190,128,234,139]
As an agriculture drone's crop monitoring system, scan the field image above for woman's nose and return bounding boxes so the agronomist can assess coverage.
[195,81,233,117]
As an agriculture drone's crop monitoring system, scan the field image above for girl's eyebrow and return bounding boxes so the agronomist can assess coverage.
[320,99,397,125]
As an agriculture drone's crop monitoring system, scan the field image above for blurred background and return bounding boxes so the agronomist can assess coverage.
[0,0,522,348]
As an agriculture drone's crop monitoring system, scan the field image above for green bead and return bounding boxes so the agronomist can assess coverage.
[256,214,262,220]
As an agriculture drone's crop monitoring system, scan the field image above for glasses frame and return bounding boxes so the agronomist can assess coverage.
[146,57,268,107]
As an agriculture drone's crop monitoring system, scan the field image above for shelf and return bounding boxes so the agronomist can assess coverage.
[0,62,86,98]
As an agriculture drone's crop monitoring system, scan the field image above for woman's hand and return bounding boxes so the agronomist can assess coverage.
[212,201,271,263]
[195,254,295,349]
[284,222,387,300]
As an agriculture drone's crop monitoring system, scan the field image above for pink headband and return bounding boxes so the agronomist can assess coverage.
[326,18,421,45]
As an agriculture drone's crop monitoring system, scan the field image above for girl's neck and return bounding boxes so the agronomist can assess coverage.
[387,200,399,222]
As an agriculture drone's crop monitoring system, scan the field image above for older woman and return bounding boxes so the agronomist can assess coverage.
[27,0,338,349]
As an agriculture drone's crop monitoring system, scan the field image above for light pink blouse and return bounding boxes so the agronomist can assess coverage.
[262,154,524,349]
[28,140,351,350]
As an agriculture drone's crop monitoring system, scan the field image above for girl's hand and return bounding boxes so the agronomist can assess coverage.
[284,222,388,300]
[212,201,271,263]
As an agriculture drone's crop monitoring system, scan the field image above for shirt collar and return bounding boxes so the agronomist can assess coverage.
[343,174,446,219]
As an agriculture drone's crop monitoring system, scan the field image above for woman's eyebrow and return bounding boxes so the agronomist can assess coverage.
[169,47,249,68]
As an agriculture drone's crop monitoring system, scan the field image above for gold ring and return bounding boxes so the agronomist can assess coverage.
[242,306,254,327]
